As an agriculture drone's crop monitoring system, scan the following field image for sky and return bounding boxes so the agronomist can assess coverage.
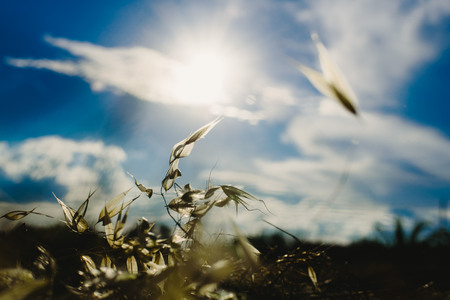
[1,0,450,244]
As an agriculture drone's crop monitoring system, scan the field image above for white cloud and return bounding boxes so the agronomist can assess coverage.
[205,111,450,243]
[212,112,450,197]
[6,35,272,122]
[0,136,132,217]
[3,0,450,242]
[7,37,182,105]
[0,136,180,230]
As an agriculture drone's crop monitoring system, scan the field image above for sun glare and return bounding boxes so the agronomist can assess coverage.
[173,46,233,105]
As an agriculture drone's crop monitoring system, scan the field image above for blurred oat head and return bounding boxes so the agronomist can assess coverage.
[296,33,359,116]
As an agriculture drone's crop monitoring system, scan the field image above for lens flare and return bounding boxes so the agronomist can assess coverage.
[172,46,232,105]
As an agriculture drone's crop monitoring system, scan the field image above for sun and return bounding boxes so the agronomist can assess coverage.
[172,45,233,105]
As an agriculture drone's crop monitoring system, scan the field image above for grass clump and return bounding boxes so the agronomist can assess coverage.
[0,117,308,299]
[2,35,449,299]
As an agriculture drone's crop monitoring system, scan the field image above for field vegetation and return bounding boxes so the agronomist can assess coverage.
[1,34,449,299]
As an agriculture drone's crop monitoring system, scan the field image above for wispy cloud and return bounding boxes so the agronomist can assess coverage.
[7,36,183,104]
[6,35,271,123]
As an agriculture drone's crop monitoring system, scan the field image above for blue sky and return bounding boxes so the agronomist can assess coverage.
[1,0,450,244]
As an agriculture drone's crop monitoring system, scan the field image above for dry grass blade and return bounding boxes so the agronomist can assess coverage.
[312,33,357,107]
[168,196,195,216]
[128,172,153,198]
[232,222,260,270]
[297,65,336,100]
[218,185,269,215]
[81,255,99,276]
[297,33,358,115]
[203,260,233,284]
[144,251,167,278]
[191,201,216,218]
[127,256,138,274]
[144,261,166,276]
[162,160,182,191]
[308,265,321,291]
[53,193,88,232]
[169,117,222,164]
[185,117,222,144]
[102,206,115,248]
[205,186,220,199]
[77,188,95,217]
[170,142,194,164]
[168,185,211,218]
[71,189,94,231]
[100,255,115,269]
[0,208,36,221]
[263,220,302,244]
[182,218,202,240]
[113,205,129,248]
[163,118,222,191]
[181,189,205,203]
[137,217,154,236]
[98,188,138,224]
[102,204,128,249]
[154,251,165,266]
[115,205,129,237]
